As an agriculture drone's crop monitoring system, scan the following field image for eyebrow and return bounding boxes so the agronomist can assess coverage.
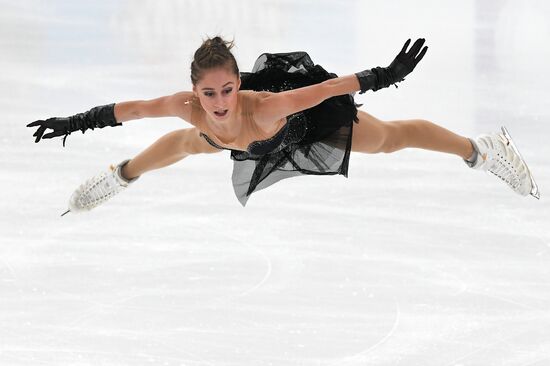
[201,82,234,91]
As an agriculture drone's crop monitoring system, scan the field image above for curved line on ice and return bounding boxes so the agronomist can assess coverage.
[334,299,401,365]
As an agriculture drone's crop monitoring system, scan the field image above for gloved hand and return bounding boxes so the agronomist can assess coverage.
[355,38,428,93]
[26,103,121,147]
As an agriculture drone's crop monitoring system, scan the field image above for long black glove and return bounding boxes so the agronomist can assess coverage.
[26,103,122,147]
[355,38,428,94]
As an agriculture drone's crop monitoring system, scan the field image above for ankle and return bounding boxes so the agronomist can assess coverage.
[120,160,139,181]
[463,138,477,162]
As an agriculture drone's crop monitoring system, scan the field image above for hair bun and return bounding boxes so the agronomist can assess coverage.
[191,36,239,85]
[207,36,234,51]
[211,36,224,45]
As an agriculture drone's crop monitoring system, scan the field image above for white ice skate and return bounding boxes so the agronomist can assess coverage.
[61,159,139,216]
[465,126,540,199]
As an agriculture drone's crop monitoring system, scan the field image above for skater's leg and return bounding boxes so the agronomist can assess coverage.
[384,118,474,158]
[122,128,222,179]
[65,127,222,214]
[352,110,474,159]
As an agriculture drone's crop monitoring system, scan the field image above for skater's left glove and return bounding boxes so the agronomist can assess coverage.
[355,38,428,94]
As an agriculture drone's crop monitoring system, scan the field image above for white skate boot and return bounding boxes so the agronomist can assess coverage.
[464,126,540,199]
[61,159,140,216]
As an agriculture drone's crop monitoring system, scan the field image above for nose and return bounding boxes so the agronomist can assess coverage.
[213,95,226,108]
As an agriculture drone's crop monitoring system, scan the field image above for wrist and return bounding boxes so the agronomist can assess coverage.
[323,74,363,97]
[92,103,121,128]
[355,69,378,94]
[68,104,121,133]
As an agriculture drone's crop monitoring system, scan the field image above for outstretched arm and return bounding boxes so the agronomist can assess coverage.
[26,91,195,146]
[255,74,360,127]
[115,91,194,122]
[255,38,428,128]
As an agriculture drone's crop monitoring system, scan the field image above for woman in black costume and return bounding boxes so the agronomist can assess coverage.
[26,36,539,214]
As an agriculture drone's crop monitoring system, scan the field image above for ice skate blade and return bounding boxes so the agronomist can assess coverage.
[500,126,540,200]
[61,209,71,217]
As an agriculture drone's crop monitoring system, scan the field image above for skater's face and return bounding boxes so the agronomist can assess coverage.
[193,67,241,122]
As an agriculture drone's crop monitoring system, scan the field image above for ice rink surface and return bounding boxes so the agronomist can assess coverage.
[1,0,550,365]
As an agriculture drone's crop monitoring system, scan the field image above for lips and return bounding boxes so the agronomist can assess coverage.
[214,110,228,117]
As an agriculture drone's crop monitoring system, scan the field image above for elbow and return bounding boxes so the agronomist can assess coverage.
[132,101,147,119]
[322,76,356,97]
[322,79,338,96]
[132,110,144,120]
[114,101,144,122]
[298,81,332,110]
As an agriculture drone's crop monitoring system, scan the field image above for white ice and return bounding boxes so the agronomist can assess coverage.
[1,0,550,365]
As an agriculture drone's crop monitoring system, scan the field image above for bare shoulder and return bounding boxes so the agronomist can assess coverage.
[245,90,282,130]
[166,91,196,122]
[252,81,330,128]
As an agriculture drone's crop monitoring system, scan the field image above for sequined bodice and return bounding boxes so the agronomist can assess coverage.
[201,119,283,151]
[200,112,307,156]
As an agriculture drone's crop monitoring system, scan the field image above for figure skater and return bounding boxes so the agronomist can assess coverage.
[26,36,540,215]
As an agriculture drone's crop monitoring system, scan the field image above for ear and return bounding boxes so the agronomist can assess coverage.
[192,85,198,98]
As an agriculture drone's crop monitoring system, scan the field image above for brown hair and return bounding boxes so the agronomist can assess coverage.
[190,36,239,85]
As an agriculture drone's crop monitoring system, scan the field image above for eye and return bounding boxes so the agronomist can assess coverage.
[204,91,214,97]
[223,88,233,95]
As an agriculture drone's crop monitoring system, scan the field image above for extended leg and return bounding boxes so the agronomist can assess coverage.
[351,110,538,199]
[383,118,474,159]
[63,127,223,215]
[351,110,474,159]
[122,128,222,179]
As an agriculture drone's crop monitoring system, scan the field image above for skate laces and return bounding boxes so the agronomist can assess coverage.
[479,134,528,192]
[76,169,124,210]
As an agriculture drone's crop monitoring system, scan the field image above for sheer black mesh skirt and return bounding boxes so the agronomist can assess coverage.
[232,51,360,206]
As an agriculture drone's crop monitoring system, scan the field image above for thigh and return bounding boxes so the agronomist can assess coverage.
[351,110,389,153]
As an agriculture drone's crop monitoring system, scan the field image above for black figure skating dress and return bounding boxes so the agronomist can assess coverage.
[198,52,360,206]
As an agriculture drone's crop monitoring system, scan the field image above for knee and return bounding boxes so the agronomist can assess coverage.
[379,121,415,153]
[352,112,409,154]
[376,122,400,153]
[352,119,390,154]
[161,129,194,155]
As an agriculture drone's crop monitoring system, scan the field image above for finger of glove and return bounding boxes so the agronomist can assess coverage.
[34,126,47,143]
[407,38,425,57]
[43,130,66,139]
[27,120,45,127]
[400,39,411,54]
[32,125,47,137]
[414,46,428,64]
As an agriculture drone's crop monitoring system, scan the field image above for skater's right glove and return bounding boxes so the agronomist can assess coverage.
[355,38,428,94]
[26,103,122,147]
